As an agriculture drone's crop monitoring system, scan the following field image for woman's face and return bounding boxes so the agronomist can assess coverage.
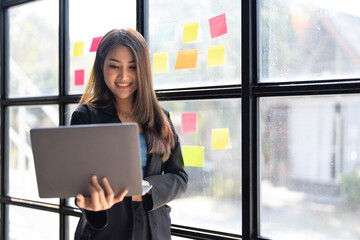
[102,45,138,104]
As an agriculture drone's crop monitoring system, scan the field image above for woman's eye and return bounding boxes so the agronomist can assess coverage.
[130,66,136,70]
[109,65,119,69]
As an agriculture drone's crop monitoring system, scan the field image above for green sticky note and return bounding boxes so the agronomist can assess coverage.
[153,53,168,73]
[211,128,229,149]
[182,146,204,167]
[207,45,225,67]
[74,41,84,57]
[183,22,199,43]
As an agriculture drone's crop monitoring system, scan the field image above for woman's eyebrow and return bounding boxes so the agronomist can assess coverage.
[108,58,135,63]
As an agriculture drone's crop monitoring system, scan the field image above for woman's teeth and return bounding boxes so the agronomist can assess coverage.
[116,83,130,87]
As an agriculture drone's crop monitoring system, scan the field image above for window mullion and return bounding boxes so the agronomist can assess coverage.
[241,0,259,239]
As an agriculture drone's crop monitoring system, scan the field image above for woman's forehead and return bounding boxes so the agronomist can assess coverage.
[105,45,135,61]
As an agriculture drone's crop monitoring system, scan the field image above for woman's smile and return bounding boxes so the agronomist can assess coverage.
[115,82,132,88]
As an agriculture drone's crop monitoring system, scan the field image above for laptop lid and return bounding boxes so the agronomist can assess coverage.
[30,123,143,198]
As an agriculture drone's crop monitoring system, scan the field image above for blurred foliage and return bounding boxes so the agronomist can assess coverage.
[341,167,360,210]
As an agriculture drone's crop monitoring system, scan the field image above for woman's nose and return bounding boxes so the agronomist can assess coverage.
[118,68,127,80]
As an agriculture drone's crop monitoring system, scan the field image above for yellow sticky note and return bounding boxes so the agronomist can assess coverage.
[153,53,168,73]
[211,128,229,149]
[175,49,198,70]
[169,112,172,119]
[183,22,199,43]
[207,45,225,67]
[74,41,84,57]
[182,146,204,167]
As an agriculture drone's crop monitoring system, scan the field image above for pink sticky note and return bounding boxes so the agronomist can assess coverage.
[181,113,197,133]
[209,13,228,39]
[75,69,84,86]
[89,36,103,52]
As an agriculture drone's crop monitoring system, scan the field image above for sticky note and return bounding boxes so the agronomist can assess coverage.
[181,113,197,133]
[175,49,198,70]
[89,36,103,52]
[209,13,228,38]
[74,69,85,86]
[211,128,229,149]
[74,41,84,57]
[183,22,199,43]
[156,22,176,42]
[153,53,168,73]
[207,45,225,67]
[182,146,204,167]
[169,112,172,120]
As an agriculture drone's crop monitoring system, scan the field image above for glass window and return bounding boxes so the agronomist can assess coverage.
[8,0,59,98]
[149,0,241,89]
[260,95,360,240]
[68,215,80,240]
[7,205,59,240]
[65,104,79,209]
[260,0,360,82]
[8,105,59,204]
[68,0,136,94]
[160,99,241,234]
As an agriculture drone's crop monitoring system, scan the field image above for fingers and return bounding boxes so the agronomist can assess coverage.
[142,180,150,185]
[114,189,129,203]
[102,177,115,203]
[77,176,126,211]
[76,194,85,209]
[91,176,108,208]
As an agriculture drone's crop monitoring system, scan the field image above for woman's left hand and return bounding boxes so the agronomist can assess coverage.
[132,180,151,202]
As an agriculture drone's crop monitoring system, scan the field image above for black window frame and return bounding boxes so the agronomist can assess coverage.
[1,0,360,239]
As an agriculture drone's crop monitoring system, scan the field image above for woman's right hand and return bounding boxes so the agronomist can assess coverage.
[76,175,128,211]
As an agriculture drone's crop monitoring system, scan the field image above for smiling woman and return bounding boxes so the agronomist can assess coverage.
[71,28,188,240]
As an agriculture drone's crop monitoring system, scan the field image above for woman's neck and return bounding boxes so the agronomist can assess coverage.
[115,98,133,115]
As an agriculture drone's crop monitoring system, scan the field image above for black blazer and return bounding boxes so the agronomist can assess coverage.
[71,104,188,240]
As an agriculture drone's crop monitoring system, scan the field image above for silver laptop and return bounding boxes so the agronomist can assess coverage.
[30,123,147,198]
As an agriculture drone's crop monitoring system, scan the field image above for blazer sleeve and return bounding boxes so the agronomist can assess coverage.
[143,114,188,211]
[70,104,109,230]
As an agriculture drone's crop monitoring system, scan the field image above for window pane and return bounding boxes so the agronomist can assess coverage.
[260,0,360,82]
[149,1,241,89]
[9,0,59,98]
[8,105,59,204]
[260,95,360,240]
[8,205,59,240]
[65,104,78,208]
[160,99,241,234]
[68,0,136,94]
[68,215,80,240]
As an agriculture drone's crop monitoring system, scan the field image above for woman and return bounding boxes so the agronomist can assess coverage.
[70,28,188,240]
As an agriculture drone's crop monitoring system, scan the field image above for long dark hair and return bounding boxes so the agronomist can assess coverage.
[79,28,175,161]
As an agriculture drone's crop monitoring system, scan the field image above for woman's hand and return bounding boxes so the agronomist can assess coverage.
[132,180,151,202]
[76,175,128,211]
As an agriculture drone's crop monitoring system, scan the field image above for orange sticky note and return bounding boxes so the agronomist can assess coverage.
[74,69,84,86]
[211,128,229,149]
[183,22,199,43]
[207,45,225,67]
[209,13,228,39]
[153,53,168,73]
[181,113,197,133]
[89,36,103,52]
[175,49,198,70]
[182,146,204,167]
[74,41,84,57]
